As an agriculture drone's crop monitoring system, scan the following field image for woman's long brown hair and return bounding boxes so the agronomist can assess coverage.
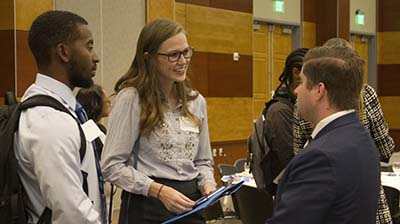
[114,19,200,136]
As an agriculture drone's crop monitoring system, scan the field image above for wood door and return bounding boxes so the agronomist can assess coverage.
[253,23,292,120]
[351,35,369,84]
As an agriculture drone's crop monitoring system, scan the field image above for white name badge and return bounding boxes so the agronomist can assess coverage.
[81,119,105,142]
[179,116,199,133]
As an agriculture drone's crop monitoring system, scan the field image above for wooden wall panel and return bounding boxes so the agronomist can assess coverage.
[253,24,268,99]
[16,30,36,96]
[379,96,400,129]
[272,26,292,91]
[176,0,252,13]
[378,0,400,32]
[316,0,350,45]
[189,52,252,97]
[0,0,14,30]
[175,2,186,27]
[389,129,400,152]
[176,0,210,7]
[253,56,268,99]
[189,52,209,96]
[377,64,400,96]
[352,35,369,83]
[316,0,337,46]
[15,0,53,31]
[0,1,15,98]
[207,97,253,141]
[208,53,252,97]
[337,0,350,41]
[377,0,400,152]
[0,30,15,96]
[302,22,317,48]
[185,4,252,55]
[303,0,316,23]
[377,32,400,65]
[147,0,174,22]
[209,0,252,13]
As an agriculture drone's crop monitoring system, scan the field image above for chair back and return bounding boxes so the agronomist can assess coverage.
[217,163,237,176]
[234,186,274,224]
[234,158,247,173]
[383,186,400,222]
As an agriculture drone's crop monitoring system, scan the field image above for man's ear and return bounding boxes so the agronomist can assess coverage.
[56,43,70,63]
[315,82,326,100]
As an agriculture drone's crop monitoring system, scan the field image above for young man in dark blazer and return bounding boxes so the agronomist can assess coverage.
[266,46,380,224]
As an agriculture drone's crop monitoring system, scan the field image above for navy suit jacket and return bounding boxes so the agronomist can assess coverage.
[267,112,380,224]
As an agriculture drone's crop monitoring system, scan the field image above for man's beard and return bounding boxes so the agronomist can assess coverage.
[68,58,94,88]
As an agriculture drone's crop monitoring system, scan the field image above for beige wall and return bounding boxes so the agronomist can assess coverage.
[350,0,376,35]
[55,0,146,96]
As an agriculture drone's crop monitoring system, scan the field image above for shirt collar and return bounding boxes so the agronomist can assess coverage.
[35,73,77,110]
[311,109,355,139]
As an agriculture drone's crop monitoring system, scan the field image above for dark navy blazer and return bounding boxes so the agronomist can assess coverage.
[267,112,380,224]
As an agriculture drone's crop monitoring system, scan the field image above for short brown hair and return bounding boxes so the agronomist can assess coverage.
[76,84,105,122]
[302,46,364,111]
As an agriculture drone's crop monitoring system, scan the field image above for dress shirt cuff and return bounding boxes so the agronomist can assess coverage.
[142,178,154,197]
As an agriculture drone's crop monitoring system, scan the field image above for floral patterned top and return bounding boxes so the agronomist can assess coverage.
[102,87,216,196]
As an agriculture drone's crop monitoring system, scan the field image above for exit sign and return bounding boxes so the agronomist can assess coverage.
[355,10,365,25]
[273,0,285,13]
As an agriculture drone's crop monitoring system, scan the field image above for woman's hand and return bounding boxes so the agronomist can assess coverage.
[201,182,216,196]
[158,185,195,214]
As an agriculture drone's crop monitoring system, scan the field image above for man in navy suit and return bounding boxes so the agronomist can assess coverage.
[266,46,380,224]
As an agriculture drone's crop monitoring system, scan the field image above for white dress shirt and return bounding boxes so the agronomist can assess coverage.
[302,110,355,149]
[15,74,101,224]
[311,110,355,139]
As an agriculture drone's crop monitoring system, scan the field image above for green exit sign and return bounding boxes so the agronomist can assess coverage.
[273,0,285,13]
[355,11,365,25]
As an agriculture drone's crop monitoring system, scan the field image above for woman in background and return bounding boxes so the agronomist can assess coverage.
[101,19,216,223]
[76,84,110,157]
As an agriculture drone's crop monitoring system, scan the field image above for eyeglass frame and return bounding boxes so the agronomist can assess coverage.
[157,47,194,63]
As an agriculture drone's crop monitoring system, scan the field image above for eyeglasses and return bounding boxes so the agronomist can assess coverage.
[157,47,194,63]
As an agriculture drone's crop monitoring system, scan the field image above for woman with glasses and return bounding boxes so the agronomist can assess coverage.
[101,19,216,223]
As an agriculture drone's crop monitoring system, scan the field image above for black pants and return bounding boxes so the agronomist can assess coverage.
[119,177,205,224]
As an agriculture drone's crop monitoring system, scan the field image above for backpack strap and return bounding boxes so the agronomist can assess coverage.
[19,95,88,223]
[20,95,86,163]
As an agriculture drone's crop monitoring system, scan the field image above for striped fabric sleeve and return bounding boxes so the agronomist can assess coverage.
[363,84,394,161]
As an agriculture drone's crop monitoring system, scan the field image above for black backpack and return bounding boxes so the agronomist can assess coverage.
[248,97,288,196]
[0,94,87,224]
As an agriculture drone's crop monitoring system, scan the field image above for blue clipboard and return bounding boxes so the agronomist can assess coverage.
[162,180,245,224]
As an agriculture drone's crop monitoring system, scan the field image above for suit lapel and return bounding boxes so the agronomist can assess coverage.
[313,112,359,141]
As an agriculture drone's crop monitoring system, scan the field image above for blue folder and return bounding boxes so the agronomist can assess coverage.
[162,180,245,224]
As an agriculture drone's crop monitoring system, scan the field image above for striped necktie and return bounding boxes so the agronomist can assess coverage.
[75,102,107,224]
